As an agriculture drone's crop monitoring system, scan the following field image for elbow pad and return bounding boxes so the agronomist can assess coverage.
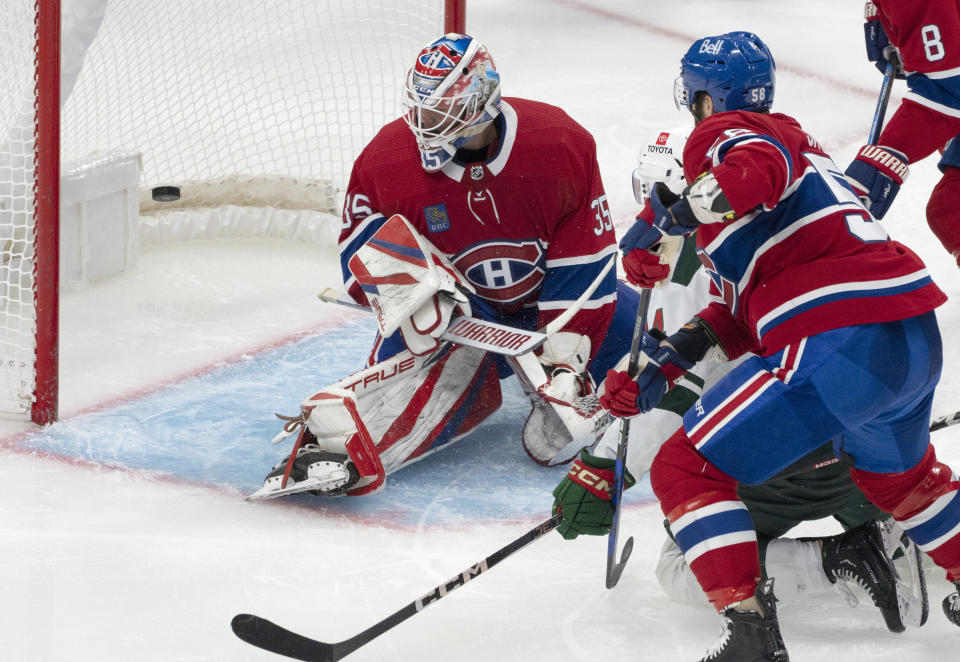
[683,173,736,225]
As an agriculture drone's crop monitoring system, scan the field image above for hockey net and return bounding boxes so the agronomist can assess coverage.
[62,0,456,225]
[0,0,57,422]
[1,0,462,422]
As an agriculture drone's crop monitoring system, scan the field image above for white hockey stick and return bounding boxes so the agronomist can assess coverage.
[318,253,615,358]
[320,288,546,356]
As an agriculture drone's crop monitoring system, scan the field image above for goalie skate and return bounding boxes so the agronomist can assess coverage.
[248,445,360,501]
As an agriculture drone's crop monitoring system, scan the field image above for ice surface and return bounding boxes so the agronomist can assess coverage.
[1,1,959,660]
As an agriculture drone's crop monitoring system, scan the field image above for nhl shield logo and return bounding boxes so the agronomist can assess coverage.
[470,165,484,180]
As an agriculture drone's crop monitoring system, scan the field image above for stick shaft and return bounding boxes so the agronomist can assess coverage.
[869,59,896,145]
[232,513,562,661]
[605,286,652,588]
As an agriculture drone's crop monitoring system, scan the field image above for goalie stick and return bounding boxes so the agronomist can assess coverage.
[605,286,652,589]
[319,287,545,356]
[319,253,616,357]
[231,513,562,661]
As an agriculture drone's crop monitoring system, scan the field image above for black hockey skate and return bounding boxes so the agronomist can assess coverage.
[821,520,903,632]
[699,578,789,662]
[944,581,960,627]
[249,443,359,500]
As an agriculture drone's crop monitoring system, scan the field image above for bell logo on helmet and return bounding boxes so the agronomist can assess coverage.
[676,31,775,114]
[698,38,725,55]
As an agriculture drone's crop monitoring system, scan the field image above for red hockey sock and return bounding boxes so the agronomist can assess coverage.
[852,445,960,580]
[650,427,761,610]
[927,167,960,268]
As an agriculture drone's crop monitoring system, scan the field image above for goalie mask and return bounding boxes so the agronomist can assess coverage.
[403,33,502,171]
[674,31,775,114]
[631,126,690,204]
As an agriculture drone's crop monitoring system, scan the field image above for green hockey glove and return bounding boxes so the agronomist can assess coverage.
[552,450,636,540]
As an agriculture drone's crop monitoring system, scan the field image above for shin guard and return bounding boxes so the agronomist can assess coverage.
[852,444,960,580]
[650,427,760,610]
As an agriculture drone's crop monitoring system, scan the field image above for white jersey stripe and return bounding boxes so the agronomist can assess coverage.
[903,91,960,119]
[754,268,933,339]
[684,531,757,564]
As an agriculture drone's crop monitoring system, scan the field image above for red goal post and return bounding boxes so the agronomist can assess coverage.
[4,0,465,424]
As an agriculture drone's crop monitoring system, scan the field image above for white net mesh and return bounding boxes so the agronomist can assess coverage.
[62,0,446,216]
[0,0,39,415]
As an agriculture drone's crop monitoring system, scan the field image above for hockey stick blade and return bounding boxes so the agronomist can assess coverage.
[606,533,634,589]
[232,614,339,662]
[930,410,960,432]
[231,513,562,661]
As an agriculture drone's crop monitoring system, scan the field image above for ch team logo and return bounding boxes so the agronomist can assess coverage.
[453,240,545,305]
[415,44,460,85]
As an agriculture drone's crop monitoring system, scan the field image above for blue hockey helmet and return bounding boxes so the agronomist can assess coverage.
[674,31,775,114]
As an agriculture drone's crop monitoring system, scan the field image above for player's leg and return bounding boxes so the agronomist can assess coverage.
[815,311,960,627]
[650,314,948,656]
[738,455,858,602]
[650,427,788,662]
[927,139,960,268]
[257,343,502,497]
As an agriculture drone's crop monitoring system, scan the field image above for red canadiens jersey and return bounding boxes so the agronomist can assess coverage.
[681,111,946,358]
[339,98,618,359]
[872,0,960,160]
[872,0,960,76]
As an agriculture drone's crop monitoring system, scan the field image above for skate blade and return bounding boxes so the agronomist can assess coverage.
[879,518,930,628]
[245,475,345,501]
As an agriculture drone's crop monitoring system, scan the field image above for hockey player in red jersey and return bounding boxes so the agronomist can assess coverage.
[552,127,929,634]
[605,31,958,660]
[252,33,645,500]
[845,0,960,267]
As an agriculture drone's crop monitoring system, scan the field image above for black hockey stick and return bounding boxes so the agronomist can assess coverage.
[868,51,901,145]
[231,512,562,662]
[605,286,652,589]
[930,410,960,432]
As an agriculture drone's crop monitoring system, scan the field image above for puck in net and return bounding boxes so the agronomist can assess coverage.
[151,185,181,202]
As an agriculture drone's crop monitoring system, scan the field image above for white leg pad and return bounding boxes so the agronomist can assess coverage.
[312,344,498,479]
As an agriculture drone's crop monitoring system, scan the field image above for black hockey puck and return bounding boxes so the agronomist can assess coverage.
[151,185,181,202]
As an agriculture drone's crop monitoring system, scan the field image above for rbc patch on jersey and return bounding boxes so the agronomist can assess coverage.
[424,204,451,232]
[453,240,545,306]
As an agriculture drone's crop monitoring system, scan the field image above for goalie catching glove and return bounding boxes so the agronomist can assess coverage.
[552,450,636,539]
[521,332,599,466]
